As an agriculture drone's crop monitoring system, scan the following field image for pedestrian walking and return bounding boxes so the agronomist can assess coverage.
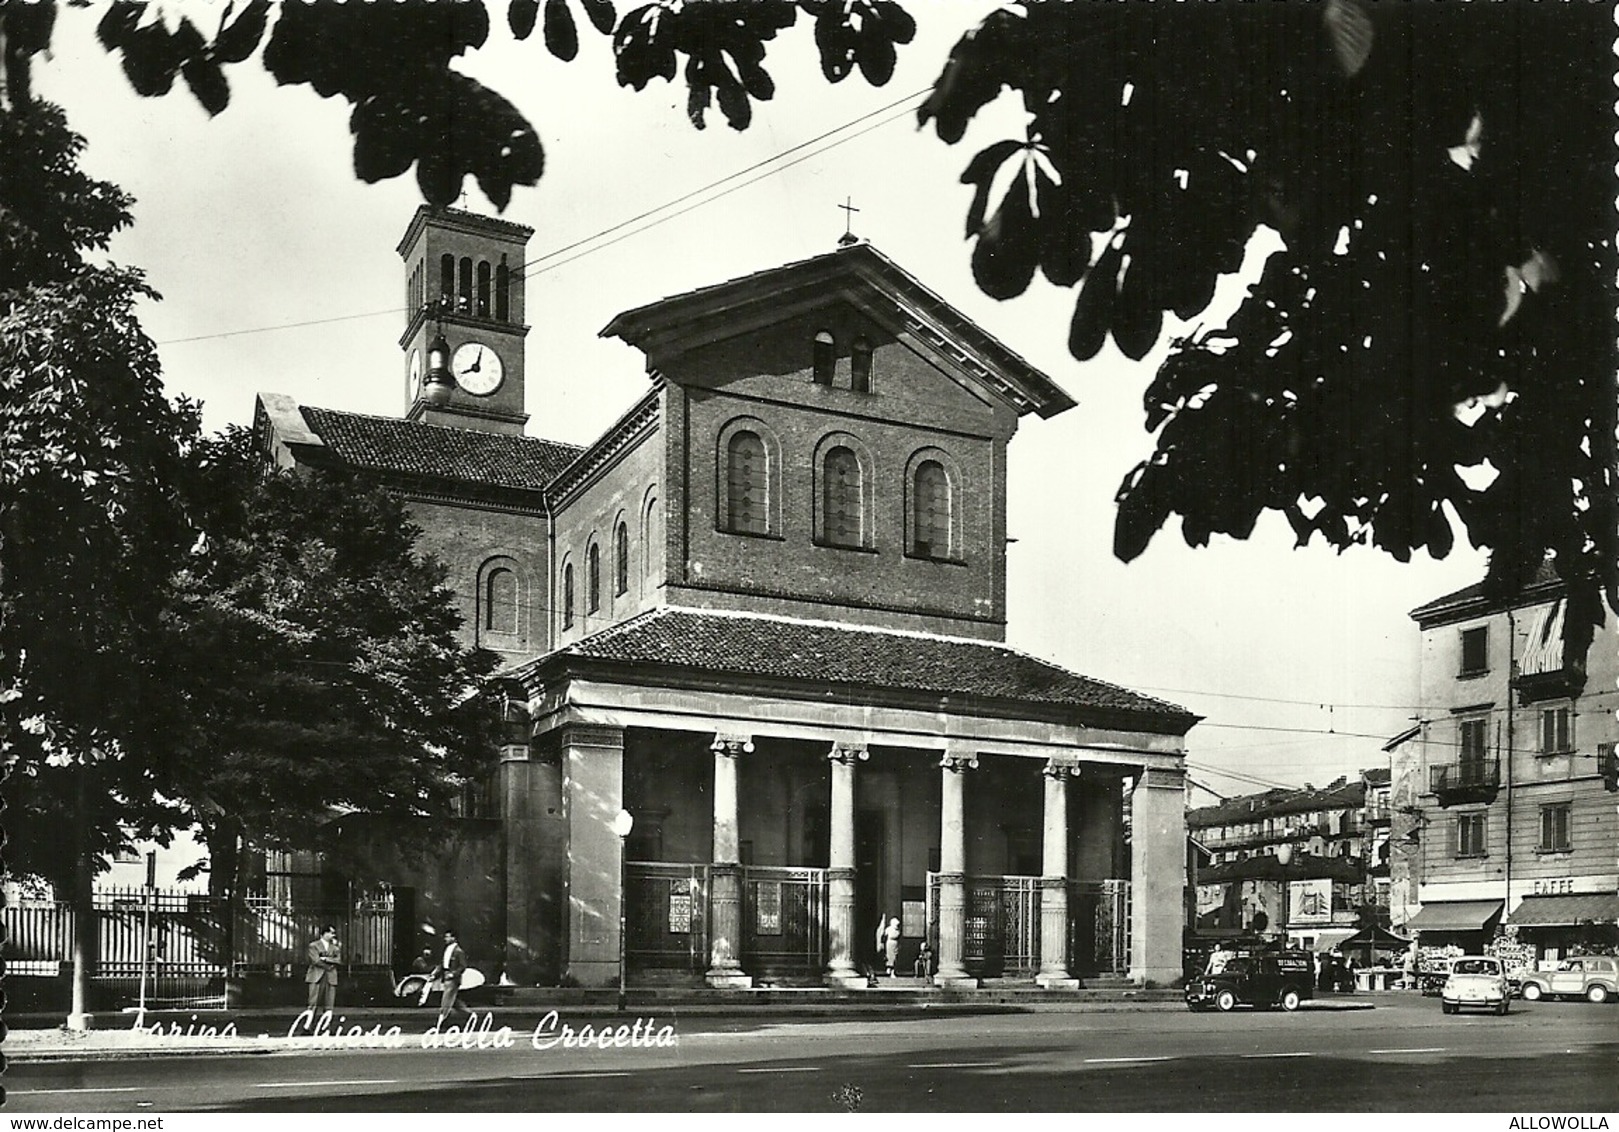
[433,928,474,1028]
[879,916,901,978]
[304,924,340,1028]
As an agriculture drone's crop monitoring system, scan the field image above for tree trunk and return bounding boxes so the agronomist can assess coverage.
[67,762,95,1029]
[204,818,243,1007]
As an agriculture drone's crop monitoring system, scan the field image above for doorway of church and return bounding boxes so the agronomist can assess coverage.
[855,810,887,974]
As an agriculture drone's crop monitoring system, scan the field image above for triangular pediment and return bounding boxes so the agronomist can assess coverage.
[600,243,1075,420]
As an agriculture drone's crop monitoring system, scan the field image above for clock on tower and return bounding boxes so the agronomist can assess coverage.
[397,206,533,435]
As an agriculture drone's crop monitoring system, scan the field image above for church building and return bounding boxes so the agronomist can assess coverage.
[256,206,1198,990]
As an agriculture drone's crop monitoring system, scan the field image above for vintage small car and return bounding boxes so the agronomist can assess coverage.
[1185,949,1315,1012]
[1441,955,1509,1015]
[1517,955,1618,1004]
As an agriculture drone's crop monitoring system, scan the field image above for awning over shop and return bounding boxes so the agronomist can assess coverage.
[1403,900,1503,932]
[1506,893,1619,927]
[1342,925,1412,950]
[1302,928,1359,953]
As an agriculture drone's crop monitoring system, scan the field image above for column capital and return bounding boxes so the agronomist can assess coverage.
[828,742,869,765]
[711,732,754,758]
[940,752,979,773]
[1043,759,1081,780]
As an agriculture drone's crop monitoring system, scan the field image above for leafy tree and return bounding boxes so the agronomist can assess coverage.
[1,1,1611,655]
[0,98,199,888]
[155,428,501,899]
[917,2,1616,662]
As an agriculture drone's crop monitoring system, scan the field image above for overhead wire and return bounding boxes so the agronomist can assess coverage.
[155,87,934,348]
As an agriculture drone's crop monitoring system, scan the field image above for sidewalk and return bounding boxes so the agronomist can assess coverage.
[3,991,1381,1063]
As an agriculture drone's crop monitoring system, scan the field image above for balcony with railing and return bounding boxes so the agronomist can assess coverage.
[1429,757,1501,807]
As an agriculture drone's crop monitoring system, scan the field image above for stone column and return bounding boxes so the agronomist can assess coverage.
[934,750,979,988]
[500,735,565,985]
[707,733,753,988]
[1037,760,1080,988]
[1128,764,1188,986]
[558,723,625,988]
[825,741,867,987]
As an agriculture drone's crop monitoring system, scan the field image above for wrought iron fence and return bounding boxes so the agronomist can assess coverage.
[741,865,827,974]
[925,873,1043,977]
[1069,879,1131,975]
[624,862,709,974]
[2,888,395,1006]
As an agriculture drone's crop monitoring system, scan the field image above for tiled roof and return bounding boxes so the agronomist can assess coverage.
[1188,777,1369,829]
[1409,559,1560,622]
[300,407,582,493]
[523,608,1195,727]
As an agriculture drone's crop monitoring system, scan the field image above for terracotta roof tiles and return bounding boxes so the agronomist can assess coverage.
[526,608,1195,727]
[300,407,581,493]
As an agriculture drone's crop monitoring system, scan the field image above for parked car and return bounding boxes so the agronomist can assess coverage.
[1517,956,1618,1004]
[1185,950,1315,1012]
[1441,955,1509,1015]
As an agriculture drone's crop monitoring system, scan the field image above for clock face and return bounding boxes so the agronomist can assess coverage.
[451,341,504,396]
[407,347,422,395]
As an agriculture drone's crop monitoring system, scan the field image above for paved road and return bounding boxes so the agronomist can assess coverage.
[7,997,1615,1112]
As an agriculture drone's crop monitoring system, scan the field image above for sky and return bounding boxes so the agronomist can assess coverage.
[33,2,1490,803]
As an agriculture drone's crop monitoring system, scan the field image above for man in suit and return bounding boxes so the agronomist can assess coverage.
[433,928,474,1028]
[304,924,340,1025]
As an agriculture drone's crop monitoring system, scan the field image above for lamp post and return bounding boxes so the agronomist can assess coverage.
[612,809,635,1012]
[1275,842,1294,949]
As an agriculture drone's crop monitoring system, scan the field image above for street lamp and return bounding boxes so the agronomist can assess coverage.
[1275,842,1293,949]
[612,809,635,1012]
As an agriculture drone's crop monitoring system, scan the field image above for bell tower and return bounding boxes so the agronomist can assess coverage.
[397,206,533,434]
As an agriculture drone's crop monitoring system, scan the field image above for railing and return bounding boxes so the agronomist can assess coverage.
[741,866,827,974]
[2,889,395,1006]
[1069,879,1131,976]
[1430,758,1501,793]
[624,862,709,974]
[924,874,1042,978]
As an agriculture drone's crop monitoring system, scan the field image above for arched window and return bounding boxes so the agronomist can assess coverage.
[725,431,769,534]
[614,522,629,595]
[812,330,835,386]
[458,256,473,312]
[476,261,491,317]
[440,254,455,308]
[496,258,510,321]
[562,563,575,629]
[587,543,601,613]
[484,567,518,634]
[822,446,862,548]
[851,338,872,393]
[643,490,660,583]
[912,460,951,558]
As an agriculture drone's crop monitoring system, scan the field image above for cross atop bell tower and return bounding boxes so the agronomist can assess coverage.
[397,206,534,435]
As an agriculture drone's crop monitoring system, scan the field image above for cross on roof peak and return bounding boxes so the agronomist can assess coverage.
[837,196,860,247]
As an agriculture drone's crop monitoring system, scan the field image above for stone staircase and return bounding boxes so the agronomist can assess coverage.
[496,972,1177,1008]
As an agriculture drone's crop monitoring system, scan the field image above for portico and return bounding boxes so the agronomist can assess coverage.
[502,608,1195,990]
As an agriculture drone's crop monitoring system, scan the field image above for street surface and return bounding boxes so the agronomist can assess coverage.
[7,997,1616,1112]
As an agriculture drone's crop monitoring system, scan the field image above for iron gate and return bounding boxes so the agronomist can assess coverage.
[624,862,709,975]
[926,873,1042,977]
[1069,879,1131,975]
[741,866,827,975]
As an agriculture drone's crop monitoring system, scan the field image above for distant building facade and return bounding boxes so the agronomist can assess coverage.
[254,207,1200,989]
[1189,769,1391,953]
[1391,567,1619,959]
